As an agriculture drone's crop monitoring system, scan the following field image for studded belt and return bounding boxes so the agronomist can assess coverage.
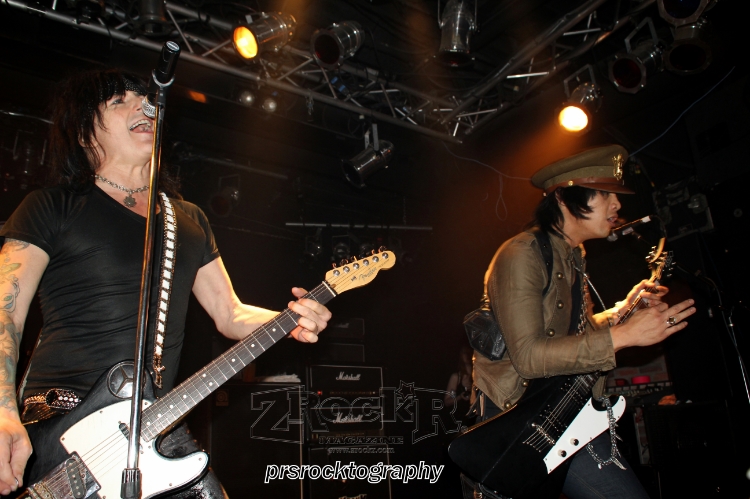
[21,388,82,424]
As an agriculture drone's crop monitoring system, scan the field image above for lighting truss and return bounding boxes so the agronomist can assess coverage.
[3,0,655,142]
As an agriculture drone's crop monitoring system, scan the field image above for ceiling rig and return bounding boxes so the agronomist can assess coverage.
[3,0,654,141]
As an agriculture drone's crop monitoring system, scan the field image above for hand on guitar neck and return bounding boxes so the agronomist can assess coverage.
[605,242,694,352]
[605,278,669,326]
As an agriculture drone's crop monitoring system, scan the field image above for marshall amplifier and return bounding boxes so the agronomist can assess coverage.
[324,318,365,342]
[307,342,365,363]
[306,364,383,437]
[308,318,366,363]
[308,444,392,499]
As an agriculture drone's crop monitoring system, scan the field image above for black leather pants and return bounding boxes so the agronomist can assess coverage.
[158,423,229,499]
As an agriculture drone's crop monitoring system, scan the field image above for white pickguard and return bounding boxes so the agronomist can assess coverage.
[543,396,626,473]
[60,399,208,499]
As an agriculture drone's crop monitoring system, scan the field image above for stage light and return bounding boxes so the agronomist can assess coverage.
[558,65,601,134]
[311,21,364,69]
[438,0,477,67]
[262,96,278,113]
[558,104,589,132]
[608,18,664,94]
[208,175,241,217]
[664,19,712,74]
[237,89,256,106]
[139,0,166,34]
[559,83,600,133]
[358,240,376,257]
[657,0,711,26]
[303,228,323,261]
[232,12,296,60]
[343,141,394,188]
[331,235,352,262]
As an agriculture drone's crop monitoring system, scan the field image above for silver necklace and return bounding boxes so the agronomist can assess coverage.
[95,174,149,207]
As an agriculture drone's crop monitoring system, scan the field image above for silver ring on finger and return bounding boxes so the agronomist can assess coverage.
[667,316,677,327]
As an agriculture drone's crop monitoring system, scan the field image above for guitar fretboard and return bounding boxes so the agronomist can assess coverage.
[140,282,336,441]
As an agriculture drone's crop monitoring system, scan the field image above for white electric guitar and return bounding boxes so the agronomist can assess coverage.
[21,250,395,499]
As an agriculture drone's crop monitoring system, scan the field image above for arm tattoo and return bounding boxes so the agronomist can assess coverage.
[0,239,28,413]
[1,239,24,313]
[0,313,21,413]
[0,321,21,414]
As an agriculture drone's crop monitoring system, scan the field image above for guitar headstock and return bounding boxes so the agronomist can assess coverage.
[646,237,666,265]
[325,247,396,294]
[648,250,674,281]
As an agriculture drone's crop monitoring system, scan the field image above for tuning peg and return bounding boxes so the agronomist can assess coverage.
[340,259,349,266]
[378,245,387,253]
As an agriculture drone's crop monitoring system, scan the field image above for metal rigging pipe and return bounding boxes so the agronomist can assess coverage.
[2,0,461,143]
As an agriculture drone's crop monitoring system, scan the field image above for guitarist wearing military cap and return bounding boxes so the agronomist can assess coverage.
[455,145,696,499]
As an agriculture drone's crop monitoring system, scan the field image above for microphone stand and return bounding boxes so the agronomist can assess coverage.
[671,262,750,407]
[121,57,177,499]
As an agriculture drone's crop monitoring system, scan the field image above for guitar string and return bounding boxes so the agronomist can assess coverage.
[51,260,369,491]
[143,283,332,437]
[34,302,314,494]
[36,303,312,494]
[618,257,666,322]
[30,257,385,494]
[535,376,591,434]
[540,375,596,434]
[535,374,598,449]
[530,266,597,445]
[525,375,597,449]
[526,380,592,451]
[527,255,667,451]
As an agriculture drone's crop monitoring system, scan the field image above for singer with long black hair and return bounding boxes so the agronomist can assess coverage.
[0,68,332,497]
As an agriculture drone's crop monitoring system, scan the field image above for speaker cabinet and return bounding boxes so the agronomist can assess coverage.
[306,365,384,437]
[308,445,392,499]
[206,383,304,499]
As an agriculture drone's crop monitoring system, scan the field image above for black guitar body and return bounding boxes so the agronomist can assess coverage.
[449,374,596,499]
[23,361,154,485]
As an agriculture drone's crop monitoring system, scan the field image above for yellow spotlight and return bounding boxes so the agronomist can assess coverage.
[233,26,259,59]
[232,13,296,60]
[558,68,601,134]
[558,105,589,132]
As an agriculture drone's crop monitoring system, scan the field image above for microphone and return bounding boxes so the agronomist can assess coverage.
[142,41,181,118]
[607,215,653,242]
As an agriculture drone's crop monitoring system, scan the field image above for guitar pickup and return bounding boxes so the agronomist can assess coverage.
[27,452,101,499]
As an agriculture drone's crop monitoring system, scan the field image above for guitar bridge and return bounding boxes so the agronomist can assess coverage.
[523,422,556,452]
[27,452,101,499]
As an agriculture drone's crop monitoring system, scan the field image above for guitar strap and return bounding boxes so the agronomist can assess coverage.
[528,227,554,295]
[152,192,177,389]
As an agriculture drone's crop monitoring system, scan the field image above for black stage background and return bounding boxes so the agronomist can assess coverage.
[2,1,749,497]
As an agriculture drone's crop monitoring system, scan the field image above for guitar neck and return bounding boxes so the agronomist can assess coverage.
[141,282,337,441]
[618,284,658,324]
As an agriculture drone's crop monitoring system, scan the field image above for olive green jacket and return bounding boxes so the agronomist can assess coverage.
[473,230,616,412]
